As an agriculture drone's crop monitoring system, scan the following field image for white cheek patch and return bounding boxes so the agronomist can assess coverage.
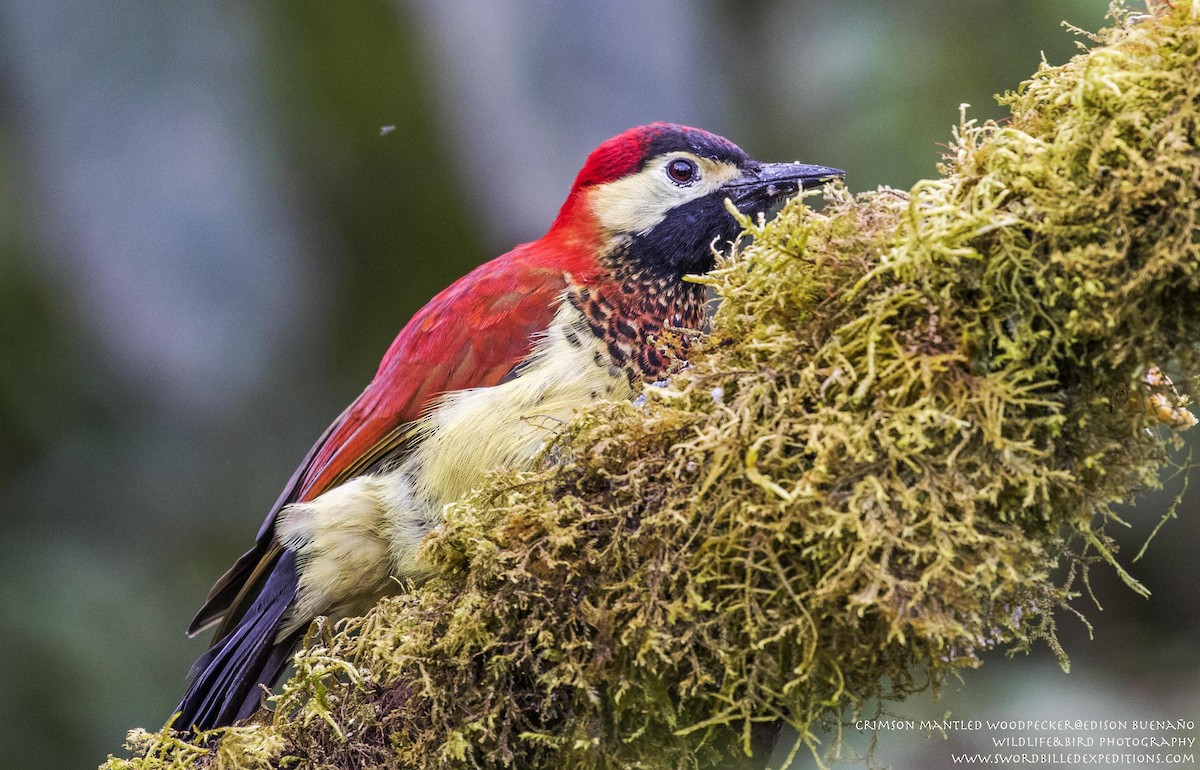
[588,155,742,236]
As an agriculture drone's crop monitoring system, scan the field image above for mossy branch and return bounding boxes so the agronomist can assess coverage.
[106,4,1200,769]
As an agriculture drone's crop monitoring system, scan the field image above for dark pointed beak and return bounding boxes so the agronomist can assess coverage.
[722,161,844,212]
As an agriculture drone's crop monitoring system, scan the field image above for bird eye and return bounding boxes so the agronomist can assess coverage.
[666,158,698,185]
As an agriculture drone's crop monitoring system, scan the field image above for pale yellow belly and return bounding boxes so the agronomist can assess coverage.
[411,325,630,507]
[275,301,630,633]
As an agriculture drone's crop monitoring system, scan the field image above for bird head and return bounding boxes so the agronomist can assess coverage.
[550,122,842,281]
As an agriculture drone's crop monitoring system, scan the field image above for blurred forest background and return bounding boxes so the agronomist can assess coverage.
[0,2,1195,768]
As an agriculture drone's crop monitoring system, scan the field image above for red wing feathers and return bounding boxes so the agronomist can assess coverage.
[298,251,568,500]
[190,247,569,637]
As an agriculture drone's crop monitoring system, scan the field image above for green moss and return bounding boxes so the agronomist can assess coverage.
[105,4,1200,768]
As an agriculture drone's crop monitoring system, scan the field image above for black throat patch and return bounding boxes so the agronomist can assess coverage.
[617,190,741,280]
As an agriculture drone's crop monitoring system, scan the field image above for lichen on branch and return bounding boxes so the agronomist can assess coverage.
[105,4,1200,769]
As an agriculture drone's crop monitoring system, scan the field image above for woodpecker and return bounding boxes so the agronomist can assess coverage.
[173,123,841,732]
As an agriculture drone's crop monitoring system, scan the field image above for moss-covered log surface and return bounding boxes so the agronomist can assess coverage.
[105,4,1200,769]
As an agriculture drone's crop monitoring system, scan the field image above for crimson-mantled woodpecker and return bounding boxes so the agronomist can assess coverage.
[174,123,842,731]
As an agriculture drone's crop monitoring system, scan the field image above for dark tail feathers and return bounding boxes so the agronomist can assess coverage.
[173,551,300,732]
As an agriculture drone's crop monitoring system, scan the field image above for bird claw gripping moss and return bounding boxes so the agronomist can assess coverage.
[1135,366,1198,429]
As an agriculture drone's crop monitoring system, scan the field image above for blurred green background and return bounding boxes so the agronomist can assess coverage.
[0,2,1195,768]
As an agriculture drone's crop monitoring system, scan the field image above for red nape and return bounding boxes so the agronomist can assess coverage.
[570,126,655,189]
[569,122,746,190]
